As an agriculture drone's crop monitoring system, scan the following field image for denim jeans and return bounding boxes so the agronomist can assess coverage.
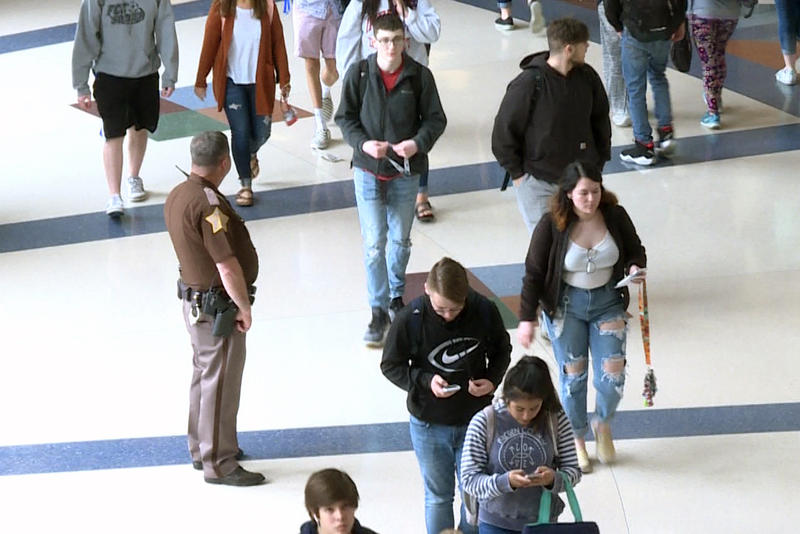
[409,415,478,534]
[543,283,627,438]
[513,174,559,236]
[598,1,628,118]
[621,30,673,143]
[479,522,519,534]
[224,78,272,184]
[775,0,800,55]
[353,168,418,310]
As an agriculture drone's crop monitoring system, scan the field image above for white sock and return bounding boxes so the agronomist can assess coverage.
[322,85,331,99]
[313,108,326,130]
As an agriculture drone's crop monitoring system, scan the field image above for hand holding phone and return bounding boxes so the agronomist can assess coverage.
[441,384,461,394]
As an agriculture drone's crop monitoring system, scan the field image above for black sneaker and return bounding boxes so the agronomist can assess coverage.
[388,297,404,321]
[655,125,675,156]
[364,307,390,347]
[620,140,656,166]
[494,16,514,31]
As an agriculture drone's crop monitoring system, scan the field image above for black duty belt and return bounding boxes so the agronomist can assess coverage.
[176,279,256,305]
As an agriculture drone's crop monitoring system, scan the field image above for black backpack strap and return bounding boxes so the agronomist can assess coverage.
[358,59,369,101]
[500,66,543,191]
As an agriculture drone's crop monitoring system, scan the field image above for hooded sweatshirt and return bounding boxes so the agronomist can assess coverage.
[299,519,379,534]
[491,51,611,185]
[381,290,512,426]
[72,0,179,95]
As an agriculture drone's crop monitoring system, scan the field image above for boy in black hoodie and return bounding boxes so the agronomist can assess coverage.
[492,18,611,236]
[381,257,511,534]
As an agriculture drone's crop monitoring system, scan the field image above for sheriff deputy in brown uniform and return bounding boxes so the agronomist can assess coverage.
[164,131,264,487]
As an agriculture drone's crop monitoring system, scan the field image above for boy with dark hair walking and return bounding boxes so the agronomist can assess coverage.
[335,12,447,347]
[492,18,611,235]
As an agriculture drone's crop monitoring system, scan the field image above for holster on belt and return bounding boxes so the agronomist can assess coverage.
[176,280,256,337]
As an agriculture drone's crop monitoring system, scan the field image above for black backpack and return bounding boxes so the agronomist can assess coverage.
[623,0,682,42]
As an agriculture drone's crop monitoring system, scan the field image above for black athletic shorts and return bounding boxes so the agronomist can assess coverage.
[93,72,160,139]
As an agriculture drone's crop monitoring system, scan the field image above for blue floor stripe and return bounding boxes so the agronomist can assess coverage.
[0,0,214,54]
[2,402,798,476]
[2,123,800,254]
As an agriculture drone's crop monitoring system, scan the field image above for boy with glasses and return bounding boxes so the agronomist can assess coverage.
[335,12,446,347]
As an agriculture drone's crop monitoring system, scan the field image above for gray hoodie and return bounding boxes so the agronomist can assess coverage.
[72,0,179,95]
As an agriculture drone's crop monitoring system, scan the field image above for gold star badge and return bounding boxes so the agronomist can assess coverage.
[204,207,229,234]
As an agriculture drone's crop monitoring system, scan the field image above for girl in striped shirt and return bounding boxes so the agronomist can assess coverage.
[460,356,581,533]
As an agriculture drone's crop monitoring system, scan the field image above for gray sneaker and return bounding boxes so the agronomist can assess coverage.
[528,0,545,33]
[311,127,331,150]
[127,176,148,202]
[105,195,124,217]
[321,95,334,123]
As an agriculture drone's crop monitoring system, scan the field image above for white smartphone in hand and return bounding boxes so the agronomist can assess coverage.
[442,384,461,394]
[615,268,647,288]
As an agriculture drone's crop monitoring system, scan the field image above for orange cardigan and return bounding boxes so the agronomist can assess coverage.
[195,1,290,116]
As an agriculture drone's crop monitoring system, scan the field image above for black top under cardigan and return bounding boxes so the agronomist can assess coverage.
[519,204,647,321]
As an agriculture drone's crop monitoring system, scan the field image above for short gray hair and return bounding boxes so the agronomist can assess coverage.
[190,131,229,167]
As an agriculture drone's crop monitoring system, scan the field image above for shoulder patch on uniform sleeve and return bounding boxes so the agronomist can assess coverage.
[203,187,220,206]
[204,207,229,234]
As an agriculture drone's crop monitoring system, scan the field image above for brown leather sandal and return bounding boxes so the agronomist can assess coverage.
[236,187,254,207]
[249,155,259,179]
[415,200,434,222]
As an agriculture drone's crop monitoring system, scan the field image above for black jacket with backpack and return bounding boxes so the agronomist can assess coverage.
[381,290,512,426]
[491,51,611,186]
[604,0,688,42]
[335,52,447,177]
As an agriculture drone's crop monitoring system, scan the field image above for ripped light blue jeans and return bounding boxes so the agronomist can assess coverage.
[543,282,627,438]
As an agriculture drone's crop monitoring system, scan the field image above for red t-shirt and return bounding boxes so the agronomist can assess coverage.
[380,60,404,93]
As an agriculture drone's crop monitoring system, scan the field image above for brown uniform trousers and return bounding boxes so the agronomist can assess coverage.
[183,300,246,478]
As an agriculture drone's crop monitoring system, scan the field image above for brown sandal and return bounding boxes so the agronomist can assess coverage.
[415,200,434,222]
[236,187,254,207]
[250,155,259,179]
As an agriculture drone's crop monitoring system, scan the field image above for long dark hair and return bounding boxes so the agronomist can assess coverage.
[218,0,270,19]
[549,160,618,232]
[502,356,562,432]
[361,0,418,26]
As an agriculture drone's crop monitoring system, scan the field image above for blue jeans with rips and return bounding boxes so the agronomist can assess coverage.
[409,415,478,534]
[621,30,673,143]
[224,78,272,185]
[543,283,628,438]
[353,168,418,310]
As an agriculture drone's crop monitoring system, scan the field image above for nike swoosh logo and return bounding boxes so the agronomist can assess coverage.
[442,341,480,364]
[427,337,482,373]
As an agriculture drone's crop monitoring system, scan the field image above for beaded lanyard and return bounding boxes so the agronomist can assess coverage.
[639,280,657,407]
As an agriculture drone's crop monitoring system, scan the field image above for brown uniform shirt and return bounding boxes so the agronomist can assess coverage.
[164,173,258,290]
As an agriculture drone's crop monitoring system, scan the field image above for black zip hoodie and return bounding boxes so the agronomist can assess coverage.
[491,51,611,184]
[381,290,512,427]
[335,52,447,177]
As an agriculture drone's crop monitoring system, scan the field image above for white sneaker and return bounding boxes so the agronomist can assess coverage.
[105,195,124,217]
[127,176,148,202]
[776,67,798,85]
[612,111,631,127]
[528,0,545,33]
[321,95,334,123]
[311,127,331,150]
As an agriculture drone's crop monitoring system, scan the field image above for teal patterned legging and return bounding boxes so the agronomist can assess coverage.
[688,15,739,114]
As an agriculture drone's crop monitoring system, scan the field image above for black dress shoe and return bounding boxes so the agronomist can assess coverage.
[204,466,266,487]
[193,448,245,470]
